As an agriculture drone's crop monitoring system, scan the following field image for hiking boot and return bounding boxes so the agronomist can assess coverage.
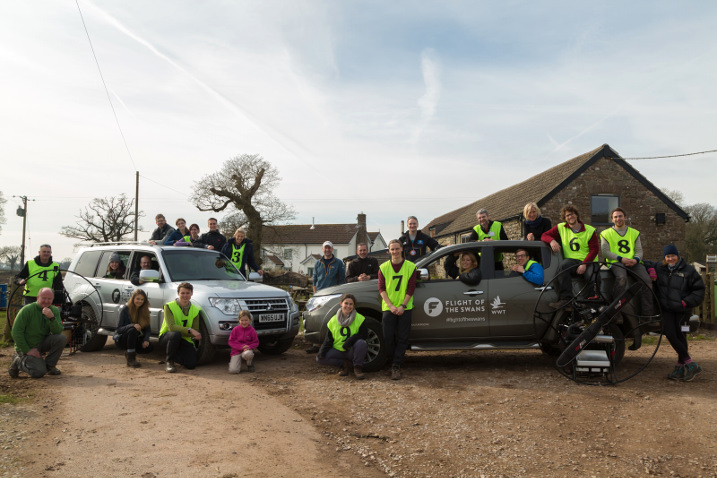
[353,365,365,380]
[247,364,255,373]
[668,365,684,380]
[549,299,570,309]
[391,366,402,381]
[8,355,20,379]
[166,361,177,373]
[47,367,62,376]
[681,362,702,382]
[338,360,351,377]
[125,351,141,368]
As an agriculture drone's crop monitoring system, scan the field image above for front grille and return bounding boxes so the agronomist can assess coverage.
[245,298,289,331]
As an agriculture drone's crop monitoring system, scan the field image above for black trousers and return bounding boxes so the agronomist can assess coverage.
[382,309,412,367]
[115,327,154,354]
[159,332,198,369]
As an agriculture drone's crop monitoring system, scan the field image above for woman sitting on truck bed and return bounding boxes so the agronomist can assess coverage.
[444,251,481,285]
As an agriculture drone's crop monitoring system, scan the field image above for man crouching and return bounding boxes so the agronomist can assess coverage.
[9,287,67,378]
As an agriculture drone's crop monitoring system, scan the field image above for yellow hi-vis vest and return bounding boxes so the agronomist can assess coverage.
[558,222,597,261]
[160,301,200,344]
[600,227,640,264]
[230,242,246,268]
[326,313,365,351]
[380,260,417,311]
[25,260,60,297]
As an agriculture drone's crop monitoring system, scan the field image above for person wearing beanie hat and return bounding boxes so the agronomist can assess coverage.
[104,253,127,279]
[648,244,705,381]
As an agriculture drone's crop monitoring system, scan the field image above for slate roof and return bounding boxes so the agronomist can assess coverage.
[425,144,689,238]
[263,224,380,245]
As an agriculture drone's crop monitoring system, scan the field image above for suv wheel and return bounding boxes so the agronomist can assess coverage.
[361,317,387,373]
[78,304,108,352]
[196,319,216,365]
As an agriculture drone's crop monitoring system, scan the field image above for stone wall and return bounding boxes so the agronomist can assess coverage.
[539,156,685,261]
[433,156,686,262]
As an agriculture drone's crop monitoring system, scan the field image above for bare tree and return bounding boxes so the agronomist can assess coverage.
[0,191,6,235]
[684,202,717,262]
[191,154,295,264]
[0,246,21,271]
[60,194,144,243]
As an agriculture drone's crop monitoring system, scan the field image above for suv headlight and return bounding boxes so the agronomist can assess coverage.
[209,297,246,315]
[305,294,341,313]
[288,298,299,315]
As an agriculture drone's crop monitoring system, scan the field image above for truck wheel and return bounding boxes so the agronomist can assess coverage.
[361,317,387,373]
[79,304,107,352]
[258,336,295,355]
[196,320,216,365]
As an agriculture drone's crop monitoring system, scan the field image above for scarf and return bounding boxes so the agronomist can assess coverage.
[525,216,543,228]
[336,309,357,327]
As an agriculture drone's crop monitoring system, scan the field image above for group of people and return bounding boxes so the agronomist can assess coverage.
[314,207,705,383]
[9,206,706,383]
[148,214,264,278]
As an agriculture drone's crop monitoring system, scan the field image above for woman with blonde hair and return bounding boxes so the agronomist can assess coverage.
[444,251,482,285]
[522,202,552,241]
[113,289,153,367]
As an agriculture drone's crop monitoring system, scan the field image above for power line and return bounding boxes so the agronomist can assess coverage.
[621,149,717,160]
[75,0,137,171]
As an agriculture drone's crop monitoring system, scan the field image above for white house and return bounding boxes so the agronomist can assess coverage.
[261,213,387,275]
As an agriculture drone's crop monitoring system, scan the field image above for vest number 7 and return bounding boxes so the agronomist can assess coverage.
[392,275,403,292]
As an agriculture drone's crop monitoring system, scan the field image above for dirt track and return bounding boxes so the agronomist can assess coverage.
[1,331,716,477]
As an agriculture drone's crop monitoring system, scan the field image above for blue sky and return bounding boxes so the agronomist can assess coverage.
[1,1,716,261]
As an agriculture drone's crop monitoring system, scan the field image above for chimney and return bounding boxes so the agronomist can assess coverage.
[400,220,405,235]
[310,217,315,230]
[357,213,368,246]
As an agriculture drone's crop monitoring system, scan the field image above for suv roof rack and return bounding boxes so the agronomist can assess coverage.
[84,241,154,247]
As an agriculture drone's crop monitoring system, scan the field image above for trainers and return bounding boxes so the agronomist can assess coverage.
[549,299,570,309]
[668,365,685,380]
[391,366,402,381]
[166,361,177,373]
[338,360,351,377]
[353,365,365,380]
[247,364,255,373]
[47,367,62,376]
[8,355,20,378]
[681,362,702,382]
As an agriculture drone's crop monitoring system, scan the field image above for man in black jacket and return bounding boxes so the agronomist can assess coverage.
[399,216,440,262]
[199,218,227,251]
[346,243,379,282]
[15,244,64,305]
[148,214,175,245]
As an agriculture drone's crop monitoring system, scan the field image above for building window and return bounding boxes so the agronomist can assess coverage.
[460,233,472,244]
[283,249,292,260]
[591,195,620,225]
[307,267,314,276]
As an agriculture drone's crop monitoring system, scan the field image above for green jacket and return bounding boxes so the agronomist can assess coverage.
[12,302,63,354]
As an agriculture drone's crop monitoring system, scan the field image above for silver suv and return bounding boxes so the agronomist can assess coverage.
[64,243,300,363]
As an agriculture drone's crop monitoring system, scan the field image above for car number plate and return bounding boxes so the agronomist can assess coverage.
[258,313,284,323]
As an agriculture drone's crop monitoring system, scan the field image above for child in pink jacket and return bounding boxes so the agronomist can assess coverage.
[228,310,259,373]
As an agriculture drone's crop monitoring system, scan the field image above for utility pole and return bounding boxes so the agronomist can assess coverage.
[134,171,139,241]
[13,195,32,265]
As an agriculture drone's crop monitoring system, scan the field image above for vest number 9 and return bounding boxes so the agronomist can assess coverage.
[340,326,350,338]
[569,238,580,252]
[617,240,631,254]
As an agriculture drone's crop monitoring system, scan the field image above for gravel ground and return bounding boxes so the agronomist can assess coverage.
[1,330,716,477]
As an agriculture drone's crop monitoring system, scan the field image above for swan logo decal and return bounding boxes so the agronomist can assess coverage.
[491,296,506,310]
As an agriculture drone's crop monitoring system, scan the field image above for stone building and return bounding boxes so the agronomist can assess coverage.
[424,144,688,261]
